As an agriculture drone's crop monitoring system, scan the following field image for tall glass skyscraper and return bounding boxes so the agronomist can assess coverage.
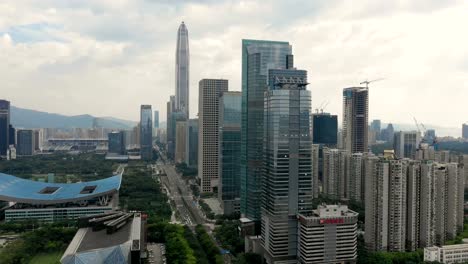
[175,22,190,118]
[218,91,242,215]
[261,66,312,263]
[0,100,10,156]
[240,39,292,223]
[154,110,159,129]
[140,105,153,160]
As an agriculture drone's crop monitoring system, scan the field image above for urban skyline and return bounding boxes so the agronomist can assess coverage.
[1,1,468,129]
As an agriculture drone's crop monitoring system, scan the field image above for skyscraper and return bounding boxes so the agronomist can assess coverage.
[140,105,153,160]
[342,87,369,153]
[188,118,198,168]
[108,131,125,155]
[463,124,468,139]
[167,96,176,159]
[241,39,292,223]
[198,79,228,193]
[261,66,312,263]
[175,22,190,118]
[218,91,242,215]
[312,112,338,147]
[0,100,10,156]
[154,110,159,129]
[16,129,35,156]
[393,131,421,159]
[175,120,187,164]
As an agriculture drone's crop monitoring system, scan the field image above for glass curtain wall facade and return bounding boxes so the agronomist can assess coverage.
[175,22,190,118]
[218,92,242,215]
[188,118,198,168]
[140,105,153,160]
[0,100,10,156]
[261,68,312,263]
[241,39,292,223]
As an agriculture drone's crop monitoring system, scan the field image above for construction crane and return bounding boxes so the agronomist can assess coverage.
[315,100,329,114]
[413,117,423,137]
[360,78,385,89]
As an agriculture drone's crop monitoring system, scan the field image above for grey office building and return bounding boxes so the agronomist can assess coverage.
[198,79,228,193]
[342,87,369,153]
[218,91,241,215]
[393,131,421,159]
[241,39,292,223]
[261,66,312,264]
[17,129,35,156]
[0,100,10,156]
[140,105,153,160]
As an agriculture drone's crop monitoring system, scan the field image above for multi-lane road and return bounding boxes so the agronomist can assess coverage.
[154,149,205,227]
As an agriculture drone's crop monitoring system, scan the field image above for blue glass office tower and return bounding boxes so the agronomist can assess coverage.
[240,39,292,224]
[188,118,198,168]
[140,105,153,160]
[218,91,242,215]
[108,131,125,155]
[312,113,338,147]
[0,100,10,156]
[262,66,312,264]
[17,129,34,156]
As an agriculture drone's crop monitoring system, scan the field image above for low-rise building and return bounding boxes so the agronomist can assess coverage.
[424,244,468,264]
[298,204,358,264]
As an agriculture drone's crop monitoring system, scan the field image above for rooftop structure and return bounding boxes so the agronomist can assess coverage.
[0,173,121,222]
[61,212,145,264]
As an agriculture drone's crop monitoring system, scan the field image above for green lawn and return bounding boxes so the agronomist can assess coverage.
[29,251,63,264]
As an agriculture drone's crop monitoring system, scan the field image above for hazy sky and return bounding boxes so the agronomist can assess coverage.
[1,0,467,128]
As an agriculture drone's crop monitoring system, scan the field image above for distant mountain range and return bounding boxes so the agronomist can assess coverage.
[11,106,137,130]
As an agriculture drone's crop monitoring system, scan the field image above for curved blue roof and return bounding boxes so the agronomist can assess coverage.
[0,173,122,204]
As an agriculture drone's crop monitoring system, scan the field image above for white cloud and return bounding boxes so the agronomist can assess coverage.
[0,0,466,136]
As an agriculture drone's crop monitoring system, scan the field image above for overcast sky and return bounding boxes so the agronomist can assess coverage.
[1,0,467,130]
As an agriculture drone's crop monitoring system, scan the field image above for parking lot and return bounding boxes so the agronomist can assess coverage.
[147,243,166,264]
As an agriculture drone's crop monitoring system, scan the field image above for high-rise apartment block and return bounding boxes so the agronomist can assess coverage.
[16,129,35,156]
[241,39,292,223]
[298,205,358,264]
[322,148,348,200]
[321,148,366,202]
[365,156,464,252]
[393,131,421,159]
[342,87,369,153]
[198,79,228,193]
[140,105,153,160]
[0,100,10,156]
[218,91,241,215]
[312,113,337,147]
[261,65,312,264]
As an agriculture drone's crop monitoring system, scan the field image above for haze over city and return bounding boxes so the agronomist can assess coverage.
[1,0,467,130]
